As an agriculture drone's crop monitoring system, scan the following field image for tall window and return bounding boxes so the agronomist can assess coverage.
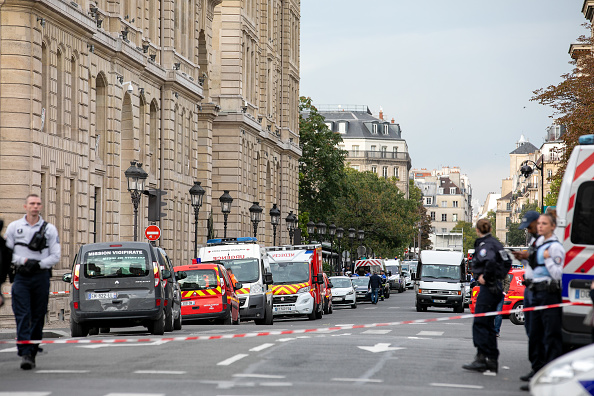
[338,122,346,133]
[441,214,447,222]
[383,124,389,134]
[370,145,376,151]
[371,166,377,173]
[452,214,458,222]
[450,187,456,194]
[71,57,79,141]
[41,43,49,131]
[352,145,359,155]
[453,201,459,208]
[96,73,107,161]
[372,123,377,134]
[394,167,398,178]
[57,49,63,137]
[426,197,432,205]
[430,212,435,221]
[382,167,388,178]
[441,201,447,208]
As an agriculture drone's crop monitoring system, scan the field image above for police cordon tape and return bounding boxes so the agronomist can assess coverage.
[0,301,588,346]
[1,291,70,295]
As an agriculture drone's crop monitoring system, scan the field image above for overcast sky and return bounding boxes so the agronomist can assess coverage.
[300,0,587,208]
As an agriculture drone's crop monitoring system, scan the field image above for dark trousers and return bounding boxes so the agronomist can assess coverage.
[529,289,562,371]
[473,284,502,360]
[370,288,380,304]
[12,270,50,357]
[524,287,544,371]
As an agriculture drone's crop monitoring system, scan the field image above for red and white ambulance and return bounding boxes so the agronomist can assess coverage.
[555,134,594,348]
[265,245,325,320]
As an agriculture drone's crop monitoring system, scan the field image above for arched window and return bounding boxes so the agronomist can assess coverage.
[57,48,64,136]
[71,56,79,141]
[41,42,49,130]
[150,100,159,177]
[95,73,107,161]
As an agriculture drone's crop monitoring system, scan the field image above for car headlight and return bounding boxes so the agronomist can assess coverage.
[534,357,594,385]
[297,286,310,294]
[419,289,430,294]
[250,283,263,294]
[347,290,354,295]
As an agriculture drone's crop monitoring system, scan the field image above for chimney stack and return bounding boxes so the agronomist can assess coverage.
[391,118,395,124]
[379,107,383,120]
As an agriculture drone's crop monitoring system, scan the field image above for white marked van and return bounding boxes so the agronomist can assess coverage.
[554,134,594,348]
[414,250,466,313]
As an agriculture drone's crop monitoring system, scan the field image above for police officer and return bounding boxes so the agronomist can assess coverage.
[511,210,541,384]
[462,218,511,374]
[521,211,564,392]
[5,194,61,370]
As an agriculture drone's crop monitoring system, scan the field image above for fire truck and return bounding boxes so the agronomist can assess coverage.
[265,244,325,320]
[555,134,594,348]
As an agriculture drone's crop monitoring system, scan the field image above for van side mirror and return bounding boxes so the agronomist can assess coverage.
[175,271,187,281]
[162,269,171,279]
[263,272,273,285]
[316,274,324,284]
[62,273,72,283]
[234,282,243,290]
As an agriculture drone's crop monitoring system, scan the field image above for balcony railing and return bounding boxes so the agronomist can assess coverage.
[346,150,411,161]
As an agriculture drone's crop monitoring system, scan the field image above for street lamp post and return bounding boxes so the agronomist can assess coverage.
[348,227,356,273]
[189,181,205,258]
[358,229,365,259]
[286,211,296,244]
[307,221,316,243]
[520,160,545,213]
[249,202,263,238]
[336,227,344,274]
[328,223,336,275]
[124,160,148,241]
[269,204,280,246]
[219,190,233,238]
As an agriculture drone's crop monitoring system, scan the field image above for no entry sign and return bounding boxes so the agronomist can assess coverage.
[145,225,161,241]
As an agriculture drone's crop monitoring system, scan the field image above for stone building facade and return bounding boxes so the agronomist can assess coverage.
[0,0,300,325]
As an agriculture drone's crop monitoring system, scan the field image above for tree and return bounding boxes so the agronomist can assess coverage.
[451,221,477,255]
[506,202,540,246]
[486,210,497,233]
[531,24,594,206]
[298,97,347,222]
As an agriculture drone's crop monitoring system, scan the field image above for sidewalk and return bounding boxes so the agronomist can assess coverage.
[0,321,70,340]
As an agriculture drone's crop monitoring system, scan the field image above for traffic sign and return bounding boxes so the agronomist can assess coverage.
[145,225,161,241]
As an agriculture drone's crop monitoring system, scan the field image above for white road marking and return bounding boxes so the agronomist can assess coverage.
[134,370,186,375]
[249,343,275,352]
[36,370,90,374]
[430,383,484,389]
[364,307,377,310]
[406,322,427,325]
[78,339,170,349]
[417,331,444,336]
[0,347,18,353]
[331,378,383,383]
[331,333,352,337]
[483,371,497,376]
[407,336,430,340]
[260,382,293,387]
[278,337,296,342]
[358,343,405,353]
[387,307,401,309]
[0,393,51,396]
[106,394,165,396]
[334,324,354,327]
[502,366,510,370]
[217,353,249,366]
[233,374,285,379]
[362,329,391,335]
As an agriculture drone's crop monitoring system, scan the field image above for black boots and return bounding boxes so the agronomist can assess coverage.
[20,355,35,370]
[462,354,498,373]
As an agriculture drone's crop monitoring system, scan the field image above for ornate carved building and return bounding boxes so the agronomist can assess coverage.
[0,0,300,324]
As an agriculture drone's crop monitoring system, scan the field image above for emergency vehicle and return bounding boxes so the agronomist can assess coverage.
[265,245,325,320]
[197,237,274,325]
[174,262,241,324]
[554,134,594,347]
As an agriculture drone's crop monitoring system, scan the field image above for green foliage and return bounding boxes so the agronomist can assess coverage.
[299,97,347,222]
[544,178,561,207]
[451,221,478,254]
[506,202,540,246]
[486,210,497,233]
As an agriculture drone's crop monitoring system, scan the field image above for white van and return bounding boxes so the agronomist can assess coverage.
[197,237,274,325]
[414,250,466,313]
[554,134,594,348]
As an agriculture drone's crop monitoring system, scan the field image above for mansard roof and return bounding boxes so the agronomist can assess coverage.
[510,142,538,155]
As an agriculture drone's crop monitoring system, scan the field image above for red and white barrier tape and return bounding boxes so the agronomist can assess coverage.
[2,291,70,296]
[0,301,588,346]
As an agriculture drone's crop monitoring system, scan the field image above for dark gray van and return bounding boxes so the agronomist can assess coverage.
[63,242,169,337]
[155,247,182,332]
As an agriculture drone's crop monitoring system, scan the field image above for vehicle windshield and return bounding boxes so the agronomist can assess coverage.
[82,249,149,278]
[351,277,370,287]
[385,265,399,275]
[177,269,219,291]
[420,264,460,280]
[269,262,309,284]
[402,270,410,277]
[219,259,259,283]
[329,277,352,288]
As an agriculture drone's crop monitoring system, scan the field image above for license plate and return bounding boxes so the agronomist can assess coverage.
[575,289,591,301]
[87,292,117,300]
[433,299,446,303]
[332,297,342,302]
[274,305,294,312]
[181,300,195,306]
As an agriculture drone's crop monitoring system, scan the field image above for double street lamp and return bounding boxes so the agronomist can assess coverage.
[520,160,545,213]
[286,211,297,244]
[328,223,336,275]
[336,227,344,274]
[249,202,263,238]
[358,229,365,259]
[269,204,280,245]
[189,181,205,257]
[219,190,233,238]
[348,227,356,273]
[306,221,315,242]
[124,160,148,241]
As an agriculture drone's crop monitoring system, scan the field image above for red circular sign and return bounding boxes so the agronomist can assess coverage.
[145,225,161,241]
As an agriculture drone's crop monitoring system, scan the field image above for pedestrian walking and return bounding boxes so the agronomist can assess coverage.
[368,271,382,304]
[511,210,541,383]
[4,194,61,370]
[462,219,511,374]
[519,211,564,392]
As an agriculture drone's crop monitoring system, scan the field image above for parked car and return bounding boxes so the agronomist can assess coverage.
[351,277,371,302]
[63,242,171,337]
[401,270,413,289]
[530,343,594,396]
[175,262,241,325]
[468,269,525,325]
[329,276,357,309]
[155,247,183,332]
[322,273,333,315]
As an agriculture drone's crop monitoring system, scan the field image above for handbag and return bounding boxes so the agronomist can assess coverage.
[584,308,594,327]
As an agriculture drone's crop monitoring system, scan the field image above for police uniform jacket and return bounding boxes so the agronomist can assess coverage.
[471,233,504,283]
[4,215,60,269]
[521,234,538,281]
[532,235,564,283]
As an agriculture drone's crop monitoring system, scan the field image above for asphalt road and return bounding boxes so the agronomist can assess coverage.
[0,289,533,396]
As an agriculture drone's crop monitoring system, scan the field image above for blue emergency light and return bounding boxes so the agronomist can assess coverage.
[206,236,258,246]
[579,134,594,145]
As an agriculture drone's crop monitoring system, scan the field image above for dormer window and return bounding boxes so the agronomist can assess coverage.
[325,122,333,131]
[338,122,347,134]
[372,123,378,134]
[383,124,389,135]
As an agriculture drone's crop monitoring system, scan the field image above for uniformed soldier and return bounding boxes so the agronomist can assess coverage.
[521,211,564,392]
[462,218,511,374]
[4,194,61,370]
